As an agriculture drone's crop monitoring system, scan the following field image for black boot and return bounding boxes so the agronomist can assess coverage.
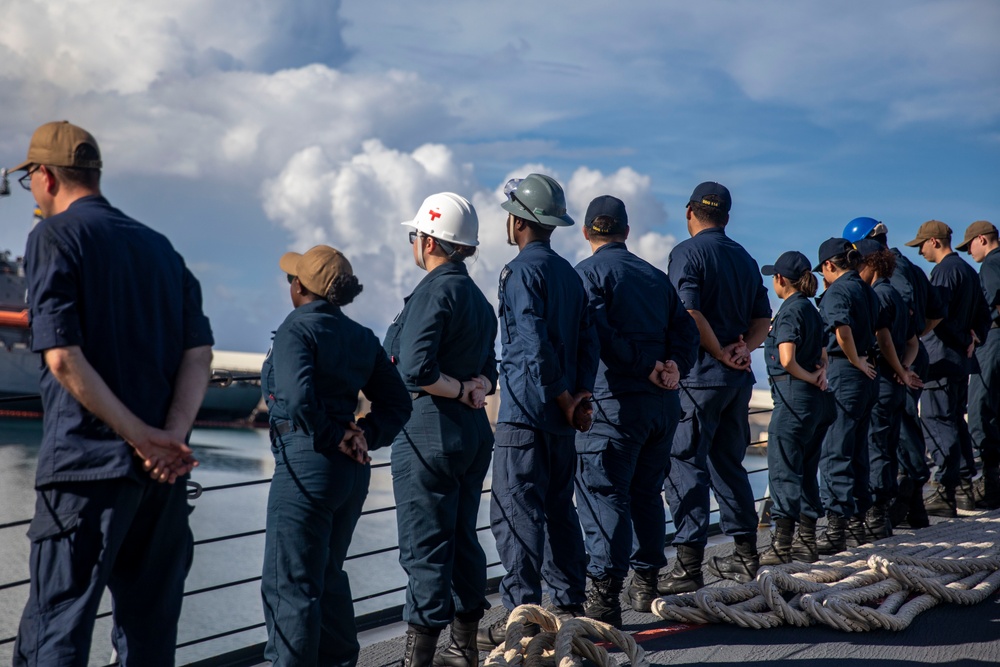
[956,478,976,511]
[475,612,509,652]
[791,514,819,563]
[905,482,931,527]
[625,568,659,613]
[706,535,759,583]
[403,624,441,667]
[888,477,914,527]
[845,513,868,548]
[816,512,847,555]
[975,468,1000,509]
[434,615,480,667]
[583,575,624,628]
[656,543,704,594]
[925,484,957,518]
[759,518,794,566]
[865,500,892,541]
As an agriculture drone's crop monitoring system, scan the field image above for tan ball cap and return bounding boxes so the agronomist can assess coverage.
[9,121,103,172]
[904,220,952,247]
[279,245,353,297]
[955,220,998,252]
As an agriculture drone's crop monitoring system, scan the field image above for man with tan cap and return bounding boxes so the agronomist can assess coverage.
[905,221,990,516]
[8,121,214,666]
[958,221,1000,508]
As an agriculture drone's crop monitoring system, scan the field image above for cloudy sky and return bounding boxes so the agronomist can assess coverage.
[1,0,998,356]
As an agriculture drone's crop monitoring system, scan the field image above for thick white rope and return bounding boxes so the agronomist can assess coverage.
[650,513,1000,634]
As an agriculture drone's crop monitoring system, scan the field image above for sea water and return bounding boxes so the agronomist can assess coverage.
[0,417,770,666]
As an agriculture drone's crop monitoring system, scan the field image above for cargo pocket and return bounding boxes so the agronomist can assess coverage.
[577,442,614,494]
[26,510,79,542]
[493,425,536,448]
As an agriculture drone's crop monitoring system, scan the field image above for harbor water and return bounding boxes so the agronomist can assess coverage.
[0,411,771,666]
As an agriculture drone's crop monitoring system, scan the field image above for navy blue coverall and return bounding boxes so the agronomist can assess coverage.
[891,249,940,486]
[491,240,599,610]
[970,247,1000,470]
[383,261,498,629]
[666,227,772,546]
[16,196,214,667]
[869,277,910,503]
[922,253,991,490]
[261,300,410,667]
[817,270,879,518]
[574,242,698,580]
[764,291,833,522]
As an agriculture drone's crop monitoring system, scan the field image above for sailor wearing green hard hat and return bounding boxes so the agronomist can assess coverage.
[480,173,600,649]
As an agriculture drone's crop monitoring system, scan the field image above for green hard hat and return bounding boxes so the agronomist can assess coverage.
[500,173,575,227]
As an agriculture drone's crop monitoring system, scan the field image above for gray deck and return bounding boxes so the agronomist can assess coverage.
[353,509,1000,666]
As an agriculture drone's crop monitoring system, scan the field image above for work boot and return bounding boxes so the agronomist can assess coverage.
[583,576,623,628]
[816,512,847,555]
[956,478,976,511]
[476,612,519,652]
[706,535,759,583]
[656,544,704,594]
[888,477,914,527]
[759,518,795,566]
[790,514,819,563]
[865,500,892,541]
[625,568,659,613]
[434,615,481,667]
[403,624,441,667]
[904,483,931,528]
[975,468,1000,509]
[924,484,957,518]
[845,513,869,548]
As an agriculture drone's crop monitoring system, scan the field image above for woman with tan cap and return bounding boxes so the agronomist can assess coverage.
[260,245,411,667]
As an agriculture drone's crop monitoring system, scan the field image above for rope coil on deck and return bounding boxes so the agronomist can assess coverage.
[483,604,648,667]
[652,514,1000,634]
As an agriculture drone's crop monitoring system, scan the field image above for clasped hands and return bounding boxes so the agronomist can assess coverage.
[648,360,680,390]
[557,390,593,433]
[718,335,752,371]
[337,422,371,464]
[458,376,489,410]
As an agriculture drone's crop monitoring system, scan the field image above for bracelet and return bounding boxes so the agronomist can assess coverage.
[455,381,465,401]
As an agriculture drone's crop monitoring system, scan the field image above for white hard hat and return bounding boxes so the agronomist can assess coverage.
[401,192,479,247]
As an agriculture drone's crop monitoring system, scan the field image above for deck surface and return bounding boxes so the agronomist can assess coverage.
[352,509,1000,666]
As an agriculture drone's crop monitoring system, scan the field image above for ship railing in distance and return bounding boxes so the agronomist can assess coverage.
[0,403,774,667]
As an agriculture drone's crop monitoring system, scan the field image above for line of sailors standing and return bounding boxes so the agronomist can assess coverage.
[260,175,1000,667]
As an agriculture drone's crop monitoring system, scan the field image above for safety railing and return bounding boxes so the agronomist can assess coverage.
[0,402,774,666]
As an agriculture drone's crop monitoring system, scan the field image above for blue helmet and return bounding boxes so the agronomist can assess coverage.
[842,217,881,243]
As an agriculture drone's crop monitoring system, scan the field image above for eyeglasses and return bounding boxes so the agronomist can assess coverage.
[286,274,296,284]
[18,165,40,191]
[503,178,543,225]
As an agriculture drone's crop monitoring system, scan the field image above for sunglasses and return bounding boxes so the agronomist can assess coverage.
[287,274,296,284]
[408,231,420,244]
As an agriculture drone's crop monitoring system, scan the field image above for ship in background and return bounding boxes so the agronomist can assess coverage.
[0,249,265,425]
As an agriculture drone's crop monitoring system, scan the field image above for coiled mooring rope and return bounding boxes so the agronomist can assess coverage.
[652,514,1000,634]
[482,604,648,667]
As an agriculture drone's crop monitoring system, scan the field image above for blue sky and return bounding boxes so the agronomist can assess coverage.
[1,0,998,355]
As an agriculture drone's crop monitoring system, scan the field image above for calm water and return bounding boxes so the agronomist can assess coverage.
[0,417,770,666]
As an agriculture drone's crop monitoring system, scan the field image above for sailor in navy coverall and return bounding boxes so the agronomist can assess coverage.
[572,196,698,625]
[12,121,213,667]
[814,238,879,553]
[842,218,942,526]
[856,238,923,539]
[907,221,991,516]
[261,246,410,667]
[961,221,1000,508]
[482,174,599,648]
[661,182,772,591]
[759,251,832,565]
[383,193,498,667]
